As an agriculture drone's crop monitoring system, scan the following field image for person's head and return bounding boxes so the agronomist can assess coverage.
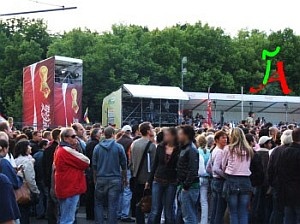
[90,128,102,141]
[14,141,31,157]
[0,139,9,156]
[39,140,49,150]
[132,124,140,137]
[280,130,293,145]
[258,136,273,149]
[288,124,295,130]
[7,117,13,126]
[15,134,28,143]
[178,125,195,145]
[92,123,102,129]
[72,123,85,138]
[0,131,9,142]
[245,133,255,147]
[51,128,61,142]
[0,122,9,133]
[163,127,177,145]
[139,122,154,138]
[156,132,164,144]
[269,127,278,137]
[196,134,207,149]
[121,125,132,137]
[214,130,228,149]
[104,127,115,139]
[42,131,52,141]
[32,131,42,142]
[229,127,253,159]
[60,128,78,147]
[249,111,255,118]
[292,128,300,144]
[206,135,215,149]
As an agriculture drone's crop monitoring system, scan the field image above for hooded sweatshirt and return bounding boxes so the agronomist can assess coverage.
[92,139,127,178]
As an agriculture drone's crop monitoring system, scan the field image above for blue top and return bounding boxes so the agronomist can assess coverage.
[198,147,211,177]
[92,139,127,178]
[0,173,21,222]
[0,157,22,189]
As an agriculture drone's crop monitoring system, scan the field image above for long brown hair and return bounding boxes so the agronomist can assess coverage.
[229,127,254,160]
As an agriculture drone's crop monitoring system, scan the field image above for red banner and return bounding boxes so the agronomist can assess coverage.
[23,58,55,130]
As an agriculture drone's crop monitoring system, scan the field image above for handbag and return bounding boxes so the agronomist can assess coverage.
[129,141,152,192]
[0,158,31,204]
[14,170,31,205]
[137,189,152,213]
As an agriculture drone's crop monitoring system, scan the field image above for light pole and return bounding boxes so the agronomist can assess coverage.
[180,57,187,124]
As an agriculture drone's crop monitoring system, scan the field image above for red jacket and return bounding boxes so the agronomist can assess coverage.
[54,145,90,199]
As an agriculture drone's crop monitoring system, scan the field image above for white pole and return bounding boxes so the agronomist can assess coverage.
[241,86,244,121]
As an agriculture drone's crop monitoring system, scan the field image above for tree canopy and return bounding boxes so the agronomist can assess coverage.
[1,18,300,122]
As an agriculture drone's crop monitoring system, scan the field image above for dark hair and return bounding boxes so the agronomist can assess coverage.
[179,125,195,142]
[51,129,61,141]
[104,127,115,139]
[245,133,254,146]
[14,141,30,158]
[0,139,8,151]
[39,140,48,149]
[156,132,164,144]
[132,124,139,134]
[43,131,51,139]
[139,122,151,136]
[214,130,227,141]
[72,124,78,131]
[0,122,9,132]
[292,128,300,142]
[165,127,178,144]
[249,111,254,116]
[259,128,269,138]
[90,128,101,140]
[15,134,28,143]
[32,131,41,136]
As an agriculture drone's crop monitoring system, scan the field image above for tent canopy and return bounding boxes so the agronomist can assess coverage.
[123,84,189,100]
[185,92,300,114]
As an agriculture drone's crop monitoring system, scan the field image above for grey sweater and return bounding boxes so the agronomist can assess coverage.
[131,138,156,184]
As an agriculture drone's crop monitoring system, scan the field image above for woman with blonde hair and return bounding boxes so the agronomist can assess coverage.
[222,127,254,224]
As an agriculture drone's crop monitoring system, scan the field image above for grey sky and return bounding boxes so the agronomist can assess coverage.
[1,0,299,36]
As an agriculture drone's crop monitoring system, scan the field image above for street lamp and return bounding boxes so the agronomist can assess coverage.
[179,56,187,125]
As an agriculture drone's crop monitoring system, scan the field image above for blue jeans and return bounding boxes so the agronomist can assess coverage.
[36,181,48,218]
[95,178,121,224]
[59,194,80,224]
[118,170,132,219]
[211,178,226,224]
[176,188,199,224]
[200,177,210,224]
[148,181,177,224]
[284,206,300,224]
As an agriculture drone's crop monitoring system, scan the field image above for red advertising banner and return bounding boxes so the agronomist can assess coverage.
[23,58,55,130]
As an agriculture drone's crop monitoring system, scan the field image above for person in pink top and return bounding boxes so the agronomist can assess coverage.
[222,127,254,224]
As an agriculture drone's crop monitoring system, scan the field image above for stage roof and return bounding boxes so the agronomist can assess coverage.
[123,84,189,100]
[185,92,300,114]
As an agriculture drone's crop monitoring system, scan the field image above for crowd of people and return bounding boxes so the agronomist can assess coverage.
[0,114,300,224]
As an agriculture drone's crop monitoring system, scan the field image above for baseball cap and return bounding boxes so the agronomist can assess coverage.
[258,136,272,145]
[122,125,132,133]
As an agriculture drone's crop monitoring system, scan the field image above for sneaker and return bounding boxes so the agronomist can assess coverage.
[121,217,135,223]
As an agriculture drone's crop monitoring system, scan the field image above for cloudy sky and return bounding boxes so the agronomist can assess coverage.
[1,0,298,36]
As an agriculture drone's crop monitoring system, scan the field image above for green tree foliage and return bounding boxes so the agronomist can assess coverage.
[1,18,300,122]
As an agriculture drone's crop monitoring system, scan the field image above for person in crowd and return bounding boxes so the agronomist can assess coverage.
[15,140,40,224]
[0,131,17,169]
[222,127,254,224]
[7,117,16,131]
[0,124,17,168]
[42,128,61,224]
[0,173,21,224]
[146,127,179,224]
[131,122,156,224]
[268,129,293,224]
[252,135,273,223]
[206,130,228,224]
[30,131,42,155]
[197,134,212,224]
[93,127,127,224]
[85,128,101,220]
[246,112,255,127]
[269,127,280,148]
[278,128,300,224]
[33,139,49,219]
[117,125,135,223]
[43,131,52,141]
[54,128,90,224]
[176,125,199,224]
[72,123,87,153]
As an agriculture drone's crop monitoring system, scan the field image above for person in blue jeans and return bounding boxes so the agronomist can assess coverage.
[222,128,254,224]
[176,125,199,224]
[93,127,127,224]
[146,127,180,224]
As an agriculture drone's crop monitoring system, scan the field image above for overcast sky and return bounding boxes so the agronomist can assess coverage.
[1,0,299,36]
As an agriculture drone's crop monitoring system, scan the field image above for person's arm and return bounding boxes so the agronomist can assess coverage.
[24,160,40,194]
[213,150,226,178]
[221,147,229,172]
[92,146,98,183]
[147,145,160,187]
[183,147,199,191]
[198,153,206,177]
[1,160,22,189]
[119,145,128,186]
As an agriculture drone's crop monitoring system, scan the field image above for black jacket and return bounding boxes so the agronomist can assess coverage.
[86,138,100,168]
[250,151,265,187]
[278,142,300,206]
[148,143,180,184]
[42,141,59,188]
[177,142,199,190]
[117,134,133,166]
